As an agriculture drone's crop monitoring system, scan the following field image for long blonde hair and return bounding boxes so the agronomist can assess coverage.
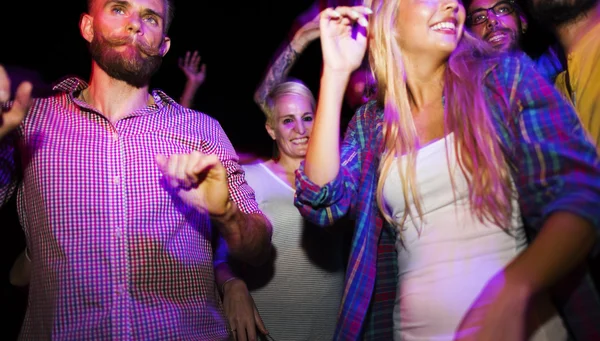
[364,0,514,233]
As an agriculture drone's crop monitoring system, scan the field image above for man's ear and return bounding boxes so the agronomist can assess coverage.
[265,123,276,140]
[159,37,171,56]
[519,13,528,34]
[80,13,94,43]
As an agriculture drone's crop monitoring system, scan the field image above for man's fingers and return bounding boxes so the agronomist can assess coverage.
[157,152,217,189]
[156,154,183,188]
[0,65,11,102]
[183,151,203,186]
[192,153,221,174]
[155,154,168,172]
[12,81,33,115]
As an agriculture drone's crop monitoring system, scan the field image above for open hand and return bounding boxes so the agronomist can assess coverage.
[178,51,207,87]
[319,6,371,74]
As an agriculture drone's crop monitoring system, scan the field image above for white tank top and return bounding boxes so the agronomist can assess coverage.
[382,133,567,341]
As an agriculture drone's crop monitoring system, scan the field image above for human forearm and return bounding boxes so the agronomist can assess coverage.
[212,202,272,266]
[253,44,300,113]
[214,261,240,293]
[304,68,349,185]
[179,80,201,109]
[505,211,596,297]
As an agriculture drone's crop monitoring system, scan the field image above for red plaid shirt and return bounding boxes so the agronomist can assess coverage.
[0,77,260,340]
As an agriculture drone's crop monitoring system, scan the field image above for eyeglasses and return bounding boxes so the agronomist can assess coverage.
[466,0,517,26]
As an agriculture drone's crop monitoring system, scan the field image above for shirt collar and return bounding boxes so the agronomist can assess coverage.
[52,76,178,110]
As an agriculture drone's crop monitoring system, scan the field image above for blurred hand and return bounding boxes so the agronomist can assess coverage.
[454,271,529,341]
[290,2,322,52]
[319,6,371,74]
[178,50,207,87]
[155,151,230,216]
[0,65,32,139]
[223,279,269,341]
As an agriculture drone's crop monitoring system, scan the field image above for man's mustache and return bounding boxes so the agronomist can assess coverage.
[483,27,513,41]
[104,35,162,57]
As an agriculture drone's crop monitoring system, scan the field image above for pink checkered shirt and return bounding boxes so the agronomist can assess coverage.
[0,77,261,340]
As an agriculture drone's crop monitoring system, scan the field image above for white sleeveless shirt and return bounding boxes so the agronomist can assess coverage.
[382,134,567,341]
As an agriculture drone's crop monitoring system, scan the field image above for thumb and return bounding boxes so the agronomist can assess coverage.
[253,307,269,335]
[12,81,33,118]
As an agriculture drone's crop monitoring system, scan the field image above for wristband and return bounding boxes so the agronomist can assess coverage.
[221,277,239,294]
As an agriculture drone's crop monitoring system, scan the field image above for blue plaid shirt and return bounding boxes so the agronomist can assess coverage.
[295,53,600,340]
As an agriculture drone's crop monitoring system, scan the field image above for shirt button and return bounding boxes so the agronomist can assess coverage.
[112,133,119,141]
[112,176,120,185]
[114,228,122,238]
[117,284,127,295]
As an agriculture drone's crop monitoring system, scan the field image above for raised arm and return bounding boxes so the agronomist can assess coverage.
[304,6,370,186]
[253,3,321,114]
[177,50,207,109]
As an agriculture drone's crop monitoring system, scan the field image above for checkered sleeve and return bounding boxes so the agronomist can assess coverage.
[206,117,262,216]
[294,103,371,227]
[509,55,600,251]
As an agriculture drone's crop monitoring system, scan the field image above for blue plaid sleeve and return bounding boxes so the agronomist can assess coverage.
[504,55,600,251]
[294,104,370,227]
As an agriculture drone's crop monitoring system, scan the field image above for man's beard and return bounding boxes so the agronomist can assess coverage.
[527,0,598,27]
[89,33,164,88]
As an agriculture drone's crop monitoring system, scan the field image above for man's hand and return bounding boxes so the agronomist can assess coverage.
[223,279,269,341]
[156,151,230,216]
[0,65,32,139]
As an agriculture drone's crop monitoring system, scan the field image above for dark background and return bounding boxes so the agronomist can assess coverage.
[0,0,555,339]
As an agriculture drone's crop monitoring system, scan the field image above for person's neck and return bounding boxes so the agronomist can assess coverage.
[403,55,446,112]
[83,64,152,124]
[271,154,303,173]
[556,3,600,54]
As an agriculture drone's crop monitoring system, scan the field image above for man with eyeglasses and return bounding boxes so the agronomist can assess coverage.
[464,0,564,82]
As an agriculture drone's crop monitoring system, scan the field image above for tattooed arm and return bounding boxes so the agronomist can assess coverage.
[253,4,320,114]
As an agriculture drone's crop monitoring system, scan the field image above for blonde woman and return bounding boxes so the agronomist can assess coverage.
[214,81,347,341]
[294,1,600,340]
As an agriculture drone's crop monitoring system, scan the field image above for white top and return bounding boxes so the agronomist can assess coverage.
[383,134,567,341]
[239,163,346,341]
